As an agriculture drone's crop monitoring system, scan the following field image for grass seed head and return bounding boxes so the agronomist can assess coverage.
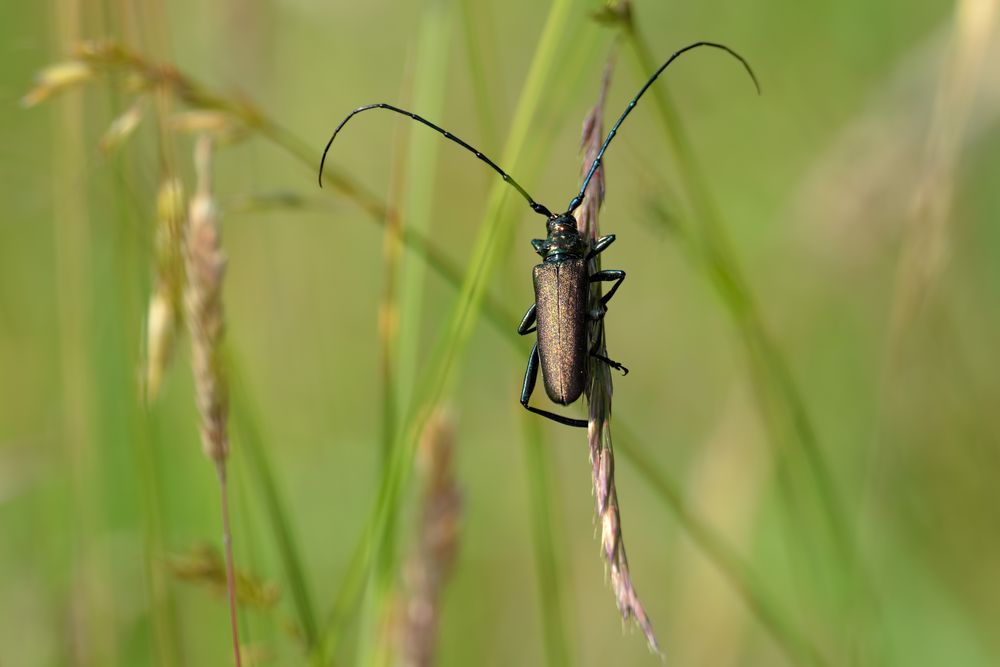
[144,178,186,400]
[184,136,229,463]
[21,60,94,107]
[392,409,462,667]
[581,54,660,655]
[98,97,147,153]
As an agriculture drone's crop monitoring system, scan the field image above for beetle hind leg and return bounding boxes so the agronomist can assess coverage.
[590,269,626,305]
[520,343,588,428]
[592,351,629,376]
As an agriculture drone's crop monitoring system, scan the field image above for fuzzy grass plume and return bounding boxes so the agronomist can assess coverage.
[186,136,229,465]
[579,54,660,654]
[184,134,243,666]
[390,409,462,667]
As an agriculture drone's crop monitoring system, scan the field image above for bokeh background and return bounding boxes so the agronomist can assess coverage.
[2,0,1000,665]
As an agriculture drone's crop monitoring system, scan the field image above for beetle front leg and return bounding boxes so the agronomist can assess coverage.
[586,234,616,261]
[520,343,588,428]
[517,303,537,335]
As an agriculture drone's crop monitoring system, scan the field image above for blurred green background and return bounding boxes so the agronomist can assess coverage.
[3,0,1000,665]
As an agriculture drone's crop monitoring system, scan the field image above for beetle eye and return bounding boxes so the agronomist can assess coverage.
[531,239,546,255]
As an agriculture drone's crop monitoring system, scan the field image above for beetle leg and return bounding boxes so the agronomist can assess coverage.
[591,351,629,376]
[521,343,588,428]
[589,269,626,306]
[586,234,616,261]
[517,303,537,335]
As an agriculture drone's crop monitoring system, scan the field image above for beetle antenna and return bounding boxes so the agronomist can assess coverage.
[320,103,553,218]
[566,41,760,215]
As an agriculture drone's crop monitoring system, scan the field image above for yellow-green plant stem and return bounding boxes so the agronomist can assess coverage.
[522,415,574,667]
[227,355,320,648]
[614,425,831,667]
[462,7,575,663]
[360,2,590,665]
[395,0,457,421]
[621,22,854,572]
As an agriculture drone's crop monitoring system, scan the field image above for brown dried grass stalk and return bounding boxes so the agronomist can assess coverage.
[184,134,242,666]
[390,410,462,667]
[579,54,660,654]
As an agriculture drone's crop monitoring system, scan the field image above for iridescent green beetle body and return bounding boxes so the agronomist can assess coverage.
[533,257,589,405]
[319,42,759,427]
[517,214,626,427]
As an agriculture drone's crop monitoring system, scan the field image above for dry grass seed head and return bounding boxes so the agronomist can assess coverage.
[392,410,462,667]
[145,178,186,400]
[184,136,229,463]
[581,54,660,655]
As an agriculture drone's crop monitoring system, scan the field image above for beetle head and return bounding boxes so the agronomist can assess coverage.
[532,213,586,259]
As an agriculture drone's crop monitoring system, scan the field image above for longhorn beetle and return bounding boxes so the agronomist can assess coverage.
[319,41,759,428]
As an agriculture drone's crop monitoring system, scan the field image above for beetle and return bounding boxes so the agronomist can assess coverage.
[319,41,758,427]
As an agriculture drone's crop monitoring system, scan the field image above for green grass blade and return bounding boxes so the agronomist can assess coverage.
[462,6,575,662]
[227,354,320,648]
[613,424,831,667]
[361,1,592,662]
[522,415,574,667]
[395,0,457,417]
[457,0,501,145]
[621,19,855,577]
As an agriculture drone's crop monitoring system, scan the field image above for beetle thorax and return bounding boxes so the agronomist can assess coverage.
[531,213,587,263]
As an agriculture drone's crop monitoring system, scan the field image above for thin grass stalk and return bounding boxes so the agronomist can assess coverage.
[457,0,501,145]
[368,16,460,656]
[615,1,856,586]
[578,54,659,653]
[390,410,462,667]
[26,40,386,225]
[52,40,390,220]
[308,526,370,665]
[48,1,120,662]
[226,357,320,648]
[378,84,411,464]
[363,61,417,667]
[645,191,840,609]
[456,4,575,661]
[613,424,831,667]
[127,138,184,667]
[99,6,182,659]
[217,467,242,666]
[227,430,270,655]
[663,395,765,666]
[361,10,460,663]
[521,414,574,667]
[136,412,182,666]
[362,1,590,662]
[396,0,457,421]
